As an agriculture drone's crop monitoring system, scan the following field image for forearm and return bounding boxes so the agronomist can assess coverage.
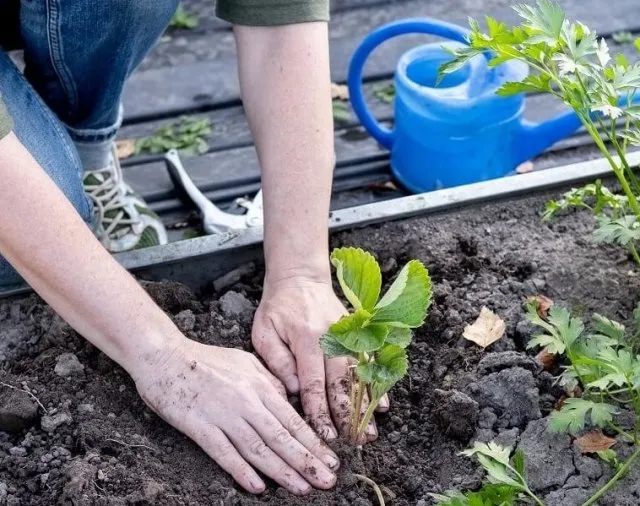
[0,133,180,377]
[235,22,334,283]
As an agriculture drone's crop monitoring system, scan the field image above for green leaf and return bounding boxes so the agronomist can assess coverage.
[511,449,525,477]
[320,333,358,359]
[330,247,381,311]
[549,398,616,434]
[591,313,626,343]
[326,309,388,353]
[372,260,432,327]
[594,215,640,246]
[437,47,483,82]
[612,31,634,44]
[635,38,640,53]
[496,74,552,96]
[385,327,413,348]
[332,101,351,123]
[513,0,565,41]
[526,303,584,354]
[357,344,408,397]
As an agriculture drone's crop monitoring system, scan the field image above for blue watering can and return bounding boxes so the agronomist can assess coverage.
[347,18,586,193]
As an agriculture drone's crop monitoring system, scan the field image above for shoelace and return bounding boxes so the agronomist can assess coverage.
[84,168,138,236]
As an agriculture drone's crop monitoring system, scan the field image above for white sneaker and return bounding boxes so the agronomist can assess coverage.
[83,146,168,252]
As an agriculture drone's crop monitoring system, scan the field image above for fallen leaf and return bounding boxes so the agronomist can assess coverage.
[115,139,136,159]
[516,161,534,174]
[463,307,505,348]
[331,82,349,101]
[527,295,554,318]
[575,430,616,454]
[535,347,556,371]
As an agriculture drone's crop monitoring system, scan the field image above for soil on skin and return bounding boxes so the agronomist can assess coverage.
[2,189,640,505]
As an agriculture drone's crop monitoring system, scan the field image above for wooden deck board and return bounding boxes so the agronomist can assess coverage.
[123,0,640,120]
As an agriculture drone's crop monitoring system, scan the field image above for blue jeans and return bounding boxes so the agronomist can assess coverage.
[0,0,178,286]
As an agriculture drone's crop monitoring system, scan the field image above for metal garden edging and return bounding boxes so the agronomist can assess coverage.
[1,151,638,298]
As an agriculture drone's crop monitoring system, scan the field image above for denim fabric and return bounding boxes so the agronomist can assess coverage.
[20,0,179,168]
[0,0,178,286]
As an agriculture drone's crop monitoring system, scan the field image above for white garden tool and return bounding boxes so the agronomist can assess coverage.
[164,149,263,235]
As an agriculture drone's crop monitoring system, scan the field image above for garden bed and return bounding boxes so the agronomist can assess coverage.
[2,187,640,506]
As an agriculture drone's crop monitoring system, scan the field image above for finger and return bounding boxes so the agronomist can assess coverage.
[248,406,337,489]
[325,356,352,439]
[252,323,299,392]
[251,356,287,399]
[376,394,390,413]
[193,425,265,494]
[262,391,340,471]
[227,420,312,495]
[295,343,337,441]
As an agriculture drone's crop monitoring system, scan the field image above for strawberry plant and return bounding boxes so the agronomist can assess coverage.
[321,247,432,443]
[439,0,640,265]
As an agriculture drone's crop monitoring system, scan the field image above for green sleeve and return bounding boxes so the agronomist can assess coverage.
[216,0,329,26]
[0,97,11,140]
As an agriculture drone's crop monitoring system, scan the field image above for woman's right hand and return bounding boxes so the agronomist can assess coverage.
[133,339,339,495]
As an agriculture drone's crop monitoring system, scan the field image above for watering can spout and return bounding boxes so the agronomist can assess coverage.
[517,110,583,165]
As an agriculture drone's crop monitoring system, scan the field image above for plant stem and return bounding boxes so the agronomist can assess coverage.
[356,395,382,442]
[581,446,640,506]
[353,473,385,506]
[629,243,640,267]
[523,487,546,506]
[606,422,635,443]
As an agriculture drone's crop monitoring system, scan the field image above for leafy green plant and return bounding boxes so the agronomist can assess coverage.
[439,301,640,505]
[332,100,352,123]
[524,301,640,505]
[431,442,543,506]
[135,116,212,156]
[612,31,634,45]
[169,4,199,30]
[321,248,432,443]
[373,83,396,104]
[440,0,640,265]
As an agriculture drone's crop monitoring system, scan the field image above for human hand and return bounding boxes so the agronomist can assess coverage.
[251,276,389,443]
[133,339,339,495]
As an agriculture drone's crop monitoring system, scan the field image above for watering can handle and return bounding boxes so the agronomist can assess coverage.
[347,18,471,149]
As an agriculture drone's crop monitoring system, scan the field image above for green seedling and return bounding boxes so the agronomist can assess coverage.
[612,31,634,45]
[321,248,432,443]
[135,116,212,157]
[373,83,396,104]
[431,442,543,506]
[524,301,640,505]
[440,0,640,266]
[169,4,199,30]
[332,100,352,123]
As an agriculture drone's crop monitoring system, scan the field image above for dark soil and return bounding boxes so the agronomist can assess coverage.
[2,189,640,505]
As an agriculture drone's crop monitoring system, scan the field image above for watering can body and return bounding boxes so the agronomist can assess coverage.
[347,19,583,193]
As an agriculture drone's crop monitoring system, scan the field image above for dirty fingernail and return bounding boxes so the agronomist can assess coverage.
[323,452,340,470]
[366,421,378,439]
[322,425,338,441]
[250,478,266,493]
[378,395,389,409]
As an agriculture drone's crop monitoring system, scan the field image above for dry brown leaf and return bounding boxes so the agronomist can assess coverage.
[535,347,556,371]
[527,295,554,318]
[463,307,505,348]
[575,430,616,454]
[331,82,349,101]
[115,139,136,159]
[516,161,534,174]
